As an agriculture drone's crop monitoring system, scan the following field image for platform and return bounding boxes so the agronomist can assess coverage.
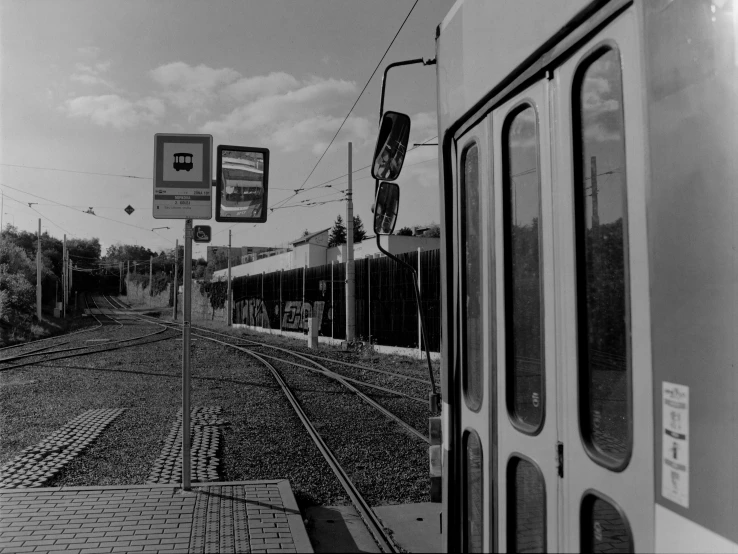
[0,480,312,553]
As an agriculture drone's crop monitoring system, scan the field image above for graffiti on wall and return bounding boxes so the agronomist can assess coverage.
[234,297,328,332]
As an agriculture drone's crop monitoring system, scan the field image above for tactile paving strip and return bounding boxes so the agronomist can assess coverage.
[0,408,125,489]
[147,406,226,484]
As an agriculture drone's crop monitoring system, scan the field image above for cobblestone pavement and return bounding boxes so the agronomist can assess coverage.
[0,480,312,553]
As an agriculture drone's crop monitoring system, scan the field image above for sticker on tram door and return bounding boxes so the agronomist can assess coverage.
[662,382,689,508]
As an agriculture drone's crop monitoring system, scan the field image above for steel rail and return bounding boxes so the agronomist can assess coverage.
[168,323,431,385]
[250,349,426,404]
[0,293,103,353]
[211,340,399,553]
[233,341,429,444]
[140,316,429,441]
[0,312,174,372]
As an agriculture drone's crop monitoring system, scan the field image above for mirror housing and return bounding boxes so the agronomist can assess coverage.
[373,181,400,235]
[371,111,411,181]
[215,145,270,223]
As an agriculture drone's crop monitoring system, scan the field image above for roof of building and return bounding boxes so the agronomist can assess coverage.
[290,228,331,246]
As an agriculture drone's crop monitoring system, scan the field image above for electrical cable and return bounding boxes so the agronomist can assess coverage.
[271,0,421,211]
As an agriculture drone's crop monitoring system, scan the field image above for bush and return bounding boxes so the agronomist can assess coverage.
[0,270,36,330]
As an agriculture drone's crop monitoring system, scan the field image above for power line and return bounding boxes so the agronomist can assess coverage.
[0,182,170,238]
[0,163,150,180]
[272,0,421,211]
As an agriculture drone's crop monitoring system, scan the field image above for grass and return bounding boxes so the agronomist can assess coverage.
[0,309,95,347]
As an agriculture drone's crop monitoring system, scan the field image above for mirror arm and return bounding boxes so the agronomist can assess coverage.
[377,57,436,194]
[374,233,439,405]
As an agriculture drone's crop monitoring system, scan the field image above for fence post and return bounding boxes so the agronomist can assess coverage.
[331,261,334,339]
[261,271,265,329]
[418,247,422,359]
[368,256,371,345]
[280,269,283,334]
[302,264,306,332]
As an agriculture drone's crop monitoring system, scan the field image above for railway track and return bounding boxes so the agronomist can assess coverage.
[0,294,175,371]
[107,296,428,553]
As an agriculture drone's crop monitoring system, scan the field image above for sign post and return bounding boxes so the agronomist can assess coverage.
[182,219,193,492]
[153,133,212,493]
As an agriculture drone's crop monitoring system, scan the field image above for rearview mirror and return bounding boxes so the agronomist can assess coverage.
[215,145,270,223]
[371,111,411,181]
[373,181,400,235]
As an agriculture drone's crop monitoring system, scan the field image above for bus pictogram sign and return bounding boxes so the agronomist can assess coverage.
[153,134,212,220]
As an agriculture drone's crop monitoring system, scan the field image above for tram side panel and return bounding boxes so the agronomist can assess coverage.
[642,2,738,549]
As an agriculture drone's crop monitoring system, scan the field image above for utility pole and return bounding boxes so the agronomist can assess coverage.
[127,260,130,297]
[149,256,153,305]
[119,262,123,295]
[345,142,355,343]
[69,259,73,298]
[62,234,67,318]
[173,240,179,320]
[227,231,232,326]
[36,219,42,321]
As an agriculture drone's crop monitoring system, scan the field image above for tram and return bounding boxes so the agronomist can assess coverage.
[220,156,264,218]
[371,0,738,551]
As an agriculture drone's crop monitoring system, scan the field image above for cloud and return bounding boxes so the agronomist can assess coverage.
[77,46,101,58]
[222,72,300,102]
[150,62,240,117]
[64,94,165,129]
[400,112,439,188]
[71,73,114,88]
[201,75,365,151]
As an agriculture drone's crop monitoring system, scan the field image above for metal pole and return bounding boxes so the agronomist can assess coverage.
[182,219,193,491]
[227,231,232,326]
[36,219,42,321]
[149,256,153,306]
[279,269,283,333]
[62,235,66,318]
[368,256,371,344]
[418,247,422,359]
[173,240,178,320]
[261,271,264,327]
[346,142,355,342]
[302,264,306,331]
[331,261,334,339]
[119,262,123,295]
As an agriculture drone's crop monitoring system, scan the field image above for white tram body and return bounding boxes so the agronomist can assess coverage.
[434,0,737,551]
[221,156,264,217]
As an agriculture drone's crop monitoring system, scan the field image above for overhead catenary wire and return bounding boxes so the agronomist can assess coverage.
[271,0,421,212]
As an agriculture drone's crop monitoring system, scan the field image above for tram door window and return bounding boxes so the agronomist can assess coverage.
[553,8,653,551]
[492,80,559,552]
[454,121,494,552]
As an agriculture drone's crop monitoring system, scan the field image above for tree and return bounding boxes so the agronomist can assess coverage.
[397,227,413,236]
[328,215,347,247]
[423,225,441,238]
[353,215,367,243]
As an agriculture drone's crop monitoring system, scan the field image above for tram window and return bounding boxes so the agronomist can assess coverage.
[573,47,632,468]
[507,457,546,553]
[461,143,484,411]
[581,494,633,553]
[464,430,484,553]
[502,104,544,433]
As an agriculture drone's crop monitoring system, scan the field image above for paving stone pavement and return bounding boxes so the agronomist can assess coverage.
[0,409,126,490]
[0,480,312,553]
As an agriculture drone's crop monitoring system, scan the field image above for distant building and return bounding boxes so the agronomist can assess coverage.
[212,230,439,280]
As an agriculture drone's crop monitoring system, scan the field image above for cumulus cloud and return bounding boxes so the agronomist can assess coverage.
[64,94,165,129]
[201,75,367,152]
[71,54,114,89]
[71,73,114,88]
[150,62,240,118]
[222,72,300,102]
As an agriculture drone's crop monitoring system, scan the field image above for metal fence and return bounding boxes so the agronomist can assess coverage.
[230,248,441,351]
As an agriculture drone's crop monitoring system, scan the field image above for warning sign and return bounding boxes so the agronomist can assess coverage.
[662,382,689,508]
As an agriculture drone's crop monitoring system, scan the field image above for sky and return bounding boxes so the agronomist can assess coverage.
[0,0,455,260]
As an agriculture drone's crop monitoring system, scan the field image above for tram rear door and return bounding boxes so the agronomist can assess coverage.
[454,6,654,552]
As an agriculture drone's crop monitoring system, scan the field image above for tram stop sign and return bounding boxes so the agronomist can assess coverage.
[193,225,211,243]
[153,133,213,220]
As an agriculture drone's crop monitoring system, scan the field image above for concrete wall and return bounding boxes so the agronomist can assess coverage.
[213,235,441,280]
[125,279,170,309]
